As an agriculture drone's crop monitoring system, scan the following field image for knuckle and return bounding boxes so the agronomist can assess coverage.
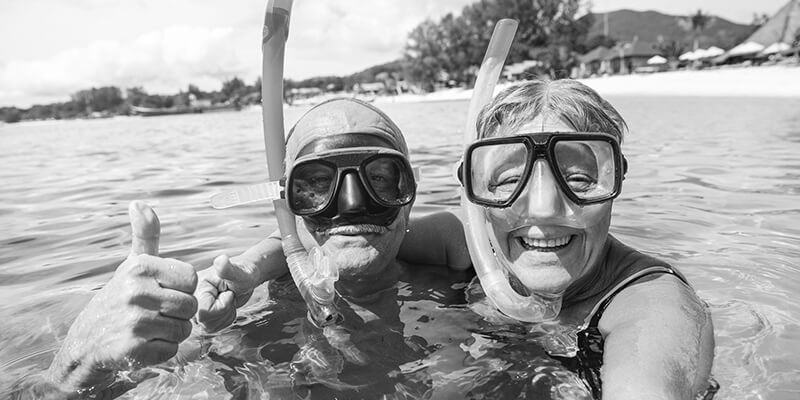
[129,314,155,336]
[155,343,179,364]
[187,271,198,292]
[128,255,152,276]
[165,258,199,290]
[185,295,198,316]
[177,320,192,341]
[125,285,152,307]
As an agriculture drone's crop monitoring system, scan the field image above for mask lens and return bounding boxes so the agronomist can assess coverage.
[291,161,337,214]
[469,142,528,204]
[553,140,617,202]
[363,156,414,205]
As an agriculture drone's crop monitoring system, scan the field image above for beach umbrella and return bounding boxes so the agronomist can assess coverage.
[704,46,725,57]
[727,41,766,56]
[678,50,696,61]
[760,42,791,55]
[692,49,710,59]
[646,55,667,64]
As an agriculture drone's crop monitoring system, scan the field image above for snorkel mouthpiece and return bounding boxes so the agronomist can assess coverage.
[462,19,563,323]
[262,0,340,327]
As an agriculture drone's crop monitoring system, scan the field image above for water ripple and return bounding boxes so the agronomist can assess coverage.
[2,97,800,397]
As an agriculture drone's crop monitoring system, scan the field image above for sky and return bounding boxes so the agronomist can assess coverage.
[0,0,789,108]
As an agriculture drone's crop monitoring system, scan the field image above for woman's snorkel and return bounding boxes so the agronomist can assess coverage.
[261,0,340,327]
[462,19,562,323]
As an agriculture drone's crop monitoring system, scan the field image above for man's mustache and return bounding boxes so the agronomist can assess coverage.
[322,224,389,235]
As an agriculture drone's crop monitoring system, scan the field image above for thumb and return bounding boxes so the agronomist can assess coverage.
[214,255,254,289]
[214,254,255,306]
[128,200,160,257]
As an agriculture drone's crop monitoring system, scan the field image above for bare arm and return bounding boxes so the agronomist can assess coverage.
[599,274,715,399]
[398,210,472,270]
[234,231,290,283]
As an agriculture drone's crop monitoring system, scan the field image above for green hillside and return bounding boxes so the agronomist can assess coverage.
[584,9,757,49]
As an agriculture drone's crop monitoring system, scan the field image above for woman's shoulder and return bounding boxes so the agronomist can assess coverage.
[600,236,701,326]
[598,240,715,397]
[598,272,715,396]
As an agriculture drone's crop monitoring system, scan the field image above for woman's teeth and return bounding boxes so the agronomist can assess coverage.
[518,235,572,251]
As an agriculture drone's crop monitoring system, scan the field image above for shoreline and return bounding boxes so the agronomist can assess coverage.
[4,65,799,127]
[373,64,800,105]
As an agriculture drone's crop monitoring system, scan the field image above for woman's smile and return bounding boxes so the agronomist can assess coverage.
[517,234,574,252]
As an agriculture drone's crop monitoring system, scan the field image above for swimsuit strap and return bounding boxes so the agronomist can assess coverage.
[571,266,689,399]
[581,266,688,331]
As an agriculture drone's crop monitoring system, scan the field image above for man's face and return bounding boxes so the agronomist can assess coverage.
[295,134,412,282]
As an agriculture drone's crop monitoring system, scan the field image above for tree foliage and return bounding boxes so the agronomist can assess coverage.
[2,77,263,123]
[4,0,603,121]
[402,0,591,91]
[794,27,800,48]
[654,39,686,59]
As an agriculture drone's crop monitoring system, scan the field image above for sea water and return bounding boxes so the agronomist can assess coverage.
[1,96,799,399]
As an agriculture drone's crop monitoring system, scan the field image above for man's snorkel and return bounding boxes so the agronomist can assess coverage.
[462,19,562,323]
[262,0,340,327]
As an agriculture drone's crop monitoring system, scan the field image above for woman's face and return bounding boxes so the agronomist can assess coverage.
[486,116,612,294]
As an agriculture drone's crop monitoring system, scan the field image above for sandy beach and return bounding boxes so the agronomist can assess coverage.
[374,64,800,104]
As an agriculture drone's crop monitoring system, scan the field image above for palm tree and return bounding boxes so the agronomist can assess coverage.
[690,9,711,50]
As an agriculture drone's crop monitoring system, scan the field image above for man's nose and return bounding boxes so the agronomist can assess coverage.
[337,171,368,214]
[519,160,567,219]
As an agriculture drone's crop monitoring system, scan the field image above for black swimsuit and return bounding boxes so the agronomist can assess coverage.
[551,266,719,400]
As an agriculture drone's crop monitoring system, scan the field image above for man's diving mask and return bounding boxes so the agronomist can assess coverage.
[461,132,627,208]
[288,147,417,216]
[210,147,417,217]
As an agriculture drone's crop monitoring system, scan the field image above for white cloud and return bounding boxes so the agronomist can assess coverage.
[0,25,258,107]
[0,0,475,107]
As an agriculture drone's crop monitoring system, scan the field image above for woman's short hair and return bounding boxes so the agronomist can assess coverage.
[476,79,628,143]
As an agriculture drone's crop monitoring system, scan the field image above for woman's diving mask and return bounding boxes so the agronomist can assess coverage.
[462,132,626,208]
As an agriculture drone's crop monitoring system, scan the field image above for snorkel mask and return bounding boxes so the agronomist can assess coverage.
[463,132,625,209]
[287,144,416,229]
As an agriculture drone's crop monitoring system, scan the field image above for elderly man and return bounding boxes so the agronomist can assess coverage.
[195,99,470,333]
[41,98,470,398]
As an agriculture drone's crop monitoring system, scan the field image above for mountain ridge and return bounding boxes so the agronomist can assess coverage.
[584,9,757,49]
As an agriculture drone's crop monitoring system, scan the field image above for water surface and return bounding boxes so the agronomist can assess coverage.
[1,96,799,399]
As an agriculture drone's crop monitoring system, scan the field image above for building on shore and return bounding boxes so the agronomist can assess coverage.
[718,0,800,64]
[574,40,661,78]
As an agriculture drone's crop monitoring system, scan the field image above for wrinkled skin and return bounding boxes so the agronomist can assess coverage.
[195,134,412,329]
[297,134,411,299]
[194,254,261,333]
[487,117,612,295]
[46,201,198,394]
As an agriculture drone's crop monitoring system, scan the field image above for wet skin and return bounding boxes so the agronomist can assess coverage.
[295,134,413,298]
[486,117,613,295]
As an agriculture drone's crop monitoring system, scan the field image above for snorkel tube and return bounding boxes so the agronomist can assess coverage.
[462,19,562,322]
[262,0,340,327]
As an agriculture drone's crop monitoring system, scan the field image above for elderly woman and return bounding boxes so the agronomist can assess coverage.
[401,78,716,399]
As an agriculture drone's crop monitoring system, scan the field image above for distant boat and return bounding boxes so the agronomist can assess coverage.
[131,103,241,117]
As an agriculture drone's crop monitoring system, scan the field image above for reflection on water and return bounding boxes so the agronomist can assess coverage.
[1,96,800,399]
